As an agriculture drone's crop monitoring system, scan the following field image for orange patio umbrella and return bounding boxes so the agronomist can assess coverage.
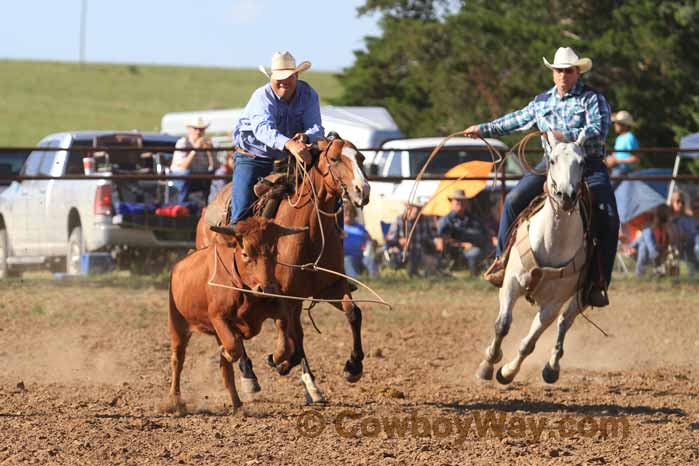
[421,160,494,216]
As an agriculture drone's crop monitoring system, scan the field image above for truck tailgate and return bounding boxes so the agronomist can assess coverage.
[112,213,198,242]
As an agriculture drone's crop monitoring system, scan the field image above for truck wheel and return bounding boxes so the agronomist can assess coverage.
[0,228,20,279]
[66,226,84,275]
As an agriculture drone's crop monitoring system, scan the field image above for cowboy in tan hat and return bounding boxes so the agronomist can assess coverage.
[437,190,493,276]
[170,116,215,204]
[606,110,640,184]
[463,46,617,307]
[228,51,324,225]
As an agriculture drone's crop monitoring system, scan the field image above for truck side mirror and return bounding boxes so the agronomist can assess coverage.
[367,163,379,177]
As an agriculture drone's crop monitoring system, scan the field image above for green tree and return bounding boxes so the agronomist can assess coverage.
[335,0,699,167]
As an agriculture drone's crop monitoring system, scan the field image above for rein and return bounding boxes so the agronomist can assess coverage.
[214,139,391,309]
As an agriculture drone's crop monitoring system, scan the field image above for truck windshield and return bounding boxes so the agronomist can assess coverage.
[409,149,511,177]
[0,151,31,184]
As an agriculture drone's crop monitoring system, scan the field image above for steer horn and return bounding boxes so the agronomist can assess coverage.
[210,224,239,236]
[273,224,309,237]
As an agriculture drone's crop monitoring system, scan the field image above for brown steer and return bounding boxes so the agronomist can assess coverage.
[166,217,305,414]
[195,136,371,404]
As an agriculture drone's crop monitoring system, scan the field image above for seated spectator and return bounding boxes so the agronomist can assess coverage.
[343,206,376,278]
[170,116,215,205]
[208,151,234,204]
[631,204,673,276]
[606,110,640,189]
[437,189,494,276]
[672,193,699,274]
[385,202,442,277]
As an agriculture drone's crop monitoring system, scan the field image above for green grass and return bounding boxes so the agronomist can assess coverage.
[0,60,342,146]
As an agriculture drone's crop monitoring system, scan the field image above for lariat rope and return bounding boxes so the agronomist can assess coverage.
[209,140,391,310]
[403,131,504,257]
[402,129,607,337]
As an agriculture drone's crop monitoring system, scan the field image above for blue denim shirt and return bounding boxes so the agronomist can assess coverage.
[233,80,324,160]
[479,80,611,159]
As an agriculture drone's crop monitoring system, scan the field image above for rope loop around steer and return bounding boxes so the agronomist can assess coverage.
[208,245,393,309]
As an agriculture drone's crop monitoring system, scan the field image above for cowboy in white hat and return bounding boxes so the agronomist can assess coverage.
[170,116,215,204]
[228,51,324,225]
[463,46,617,307]
[606,110,640,184]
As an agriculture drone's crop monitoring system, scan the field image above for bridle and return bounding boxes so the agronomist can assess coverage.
[544,153,583,220]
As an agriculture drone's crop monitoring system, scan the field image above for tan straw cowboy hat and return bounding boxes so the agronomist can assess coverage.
[258,51,311,80]
[447,189,469,201]
[542,47,592,74]
[185,116,210,129]
[612,110,636,127]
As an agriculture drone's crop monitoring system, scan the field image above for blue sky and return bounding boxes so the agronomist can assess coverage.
[0,0,381,71]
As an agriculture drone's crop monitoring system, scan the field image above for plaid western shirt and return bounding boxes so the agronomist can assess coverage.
[386,215,438,254]
[479,80,611,159]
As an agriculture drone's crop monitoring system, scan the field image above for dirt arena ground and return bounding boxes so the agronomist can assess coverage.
[1,275,698,465]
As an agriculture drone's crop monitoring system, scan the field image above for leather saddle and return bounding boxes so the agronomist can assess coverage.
[204,162,295,228]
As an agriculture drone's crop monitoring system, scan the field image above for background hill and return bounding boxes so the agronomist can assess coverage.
[0,60,342,145]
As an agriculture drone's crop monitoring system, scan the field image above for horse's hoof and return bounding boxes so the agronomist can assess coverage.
[495,367,513,385]
[161,396,187,416]
[239,377,261,394]
[301,373,326,404]
[343,359,363,383]
[476,361,494,380]
[542,362,560,384]
[276,362,291,376]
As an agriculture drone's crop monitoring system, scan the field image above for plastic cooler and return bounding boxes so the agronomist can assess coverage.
[80,253,115,275]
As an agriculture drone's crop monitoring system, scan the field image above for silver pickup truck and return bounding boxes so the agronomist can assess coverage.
[0,131,203,278]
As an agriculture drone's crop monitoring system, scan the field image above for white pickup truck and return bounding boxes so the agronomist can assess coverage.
[362,137,522,242]
[0,131,201,278]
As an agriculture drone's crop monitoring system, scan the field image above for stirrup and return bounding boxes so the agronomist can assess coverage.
[483,258,505,288]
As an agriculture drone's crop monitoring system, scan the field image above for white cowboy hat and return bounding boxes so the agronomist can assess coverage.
[611,110,636,127]
[542,47,592,74]
[258,51,311,80]
[185,116,210,129]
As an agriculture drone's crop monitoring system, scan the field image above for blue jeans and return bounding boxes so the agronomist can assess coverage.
[230,153,275,224]
[344,255,364,278]
[462,246,483,276]
[497,158,620,286]
[171,169,212,205]
[632,228,659,276]
[170,169,191,205]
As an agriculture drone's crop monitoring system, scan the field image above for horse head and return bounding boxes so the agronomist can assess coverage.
[212,218,307,294]
[545,131,586,212]
[314,136,371,208]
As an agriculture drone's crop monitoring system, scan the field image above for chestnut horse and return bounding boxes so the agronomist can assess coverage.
[197,136,371,403]
[166,217,306,414]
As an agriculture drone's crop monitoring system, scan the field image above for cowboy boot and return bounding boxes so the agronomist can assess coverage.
[482,257,506,288]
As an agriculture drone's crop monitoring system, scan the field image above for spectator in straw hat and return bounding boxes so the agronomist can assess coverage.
[228,51,324,225]
[463,46,616,307]
[437,189,492,276]
[170,116,215,205]
[606,110,640,188]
